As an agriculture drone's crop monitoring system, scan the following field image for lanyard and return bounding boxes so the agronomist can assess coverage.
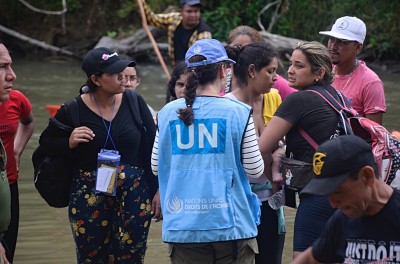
[94,96,117,150]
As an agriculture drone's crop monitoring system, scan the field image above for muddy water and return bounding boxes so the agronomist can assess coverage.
[10,58,399,264]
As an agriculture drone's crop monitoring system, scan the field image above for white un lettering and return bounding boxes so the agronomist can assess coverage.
[176,123,218,149]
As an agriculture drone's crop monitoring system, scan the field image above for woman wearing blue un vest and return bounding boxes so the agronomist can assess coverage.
[151,39,264,263]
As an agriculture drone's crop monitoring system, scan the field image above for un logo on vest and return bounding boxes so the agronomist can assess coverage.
[166,194,183,214]
[170,118,226,155]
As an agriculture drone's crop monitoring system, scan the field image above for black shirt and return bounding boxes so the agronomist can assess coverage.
[174,23,195,63]
[274,85,340,162]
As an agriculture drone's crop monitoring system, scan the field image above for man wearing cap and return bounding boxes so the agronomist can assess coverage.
[293,135,400,264]
[319,16,386,125]
[140,0,212,65]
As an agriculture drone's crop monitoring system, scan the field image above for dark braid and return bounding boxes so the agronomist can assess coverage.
[178,55,221,126]
[178,70,197,125]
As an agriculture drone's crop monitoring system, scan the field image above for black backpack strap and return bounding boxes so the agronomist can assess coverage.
[124,89,158,199]
[63,98,80,128]
[307,86,356,117]
[125,89,144,131]
[307,88,343,114]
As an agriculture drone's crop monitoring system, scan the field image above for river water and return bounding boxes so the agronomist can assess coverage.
[10,58,399,264]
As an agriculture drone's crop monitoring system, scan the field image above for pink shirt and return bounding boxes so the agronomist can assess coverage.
[332,61,386,116]
[274,74,296,100]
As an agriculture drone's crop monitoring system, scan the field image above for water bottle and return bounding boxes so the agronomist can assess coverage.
[268,189,285,210]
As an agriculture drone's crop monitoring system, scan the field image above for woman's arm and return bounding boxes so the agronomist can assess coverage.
[241,115,264,178]
[151,130,159,176]
[14,111,34,170]
[258,116,293,183]
[39,100,94,155]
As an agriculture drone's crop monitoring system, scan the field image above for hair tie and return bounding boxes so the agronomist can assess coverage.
[81,85,90,93]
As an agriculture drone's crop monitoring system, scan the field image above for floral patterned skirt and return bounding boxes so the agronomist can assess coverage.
[69,163,153,264]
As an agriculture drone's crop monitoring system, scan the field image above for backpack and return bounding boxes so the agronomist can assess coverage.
[32,99,79,208]
[303,87,400,189]
[125,89,158,199]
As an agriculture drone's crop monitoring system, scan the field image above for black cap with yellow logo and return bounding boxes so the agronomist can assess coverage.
[301,135,375,196]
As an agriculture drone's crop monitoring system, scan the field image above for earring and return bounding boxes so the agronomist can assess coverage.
[315,78,319,82]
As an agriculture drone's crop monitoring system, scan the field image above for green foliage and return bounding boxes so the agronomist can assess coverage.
[0,0,399,60]
[199,0,400,60]
[202,2,241,41]
[107,31,117,38]
[202,0,270,41]
[267,0,400,60]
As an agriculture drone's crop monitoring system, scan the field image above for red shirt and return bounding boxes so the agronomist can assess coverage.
[0,90,32,184]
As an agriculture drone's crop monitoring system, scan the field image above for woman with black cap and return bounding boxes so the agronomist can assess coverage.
[151,39,264,263]
[39,47,159,263]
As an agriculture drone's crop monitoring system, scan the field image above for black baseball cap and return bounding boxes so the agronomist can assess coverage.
[301,135,376,196]
[81,47,136,77]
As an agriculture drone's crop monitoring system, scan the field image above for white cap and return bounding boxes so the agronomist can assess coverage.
[319,16,366,44]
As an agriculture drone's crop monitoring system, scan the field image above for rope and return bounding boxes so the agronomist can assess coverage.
[18,0,67,15]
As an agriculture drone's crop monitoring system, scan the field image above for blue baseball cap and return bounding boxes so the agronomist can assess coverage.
[180,0,201,6]
[185,39,235,67]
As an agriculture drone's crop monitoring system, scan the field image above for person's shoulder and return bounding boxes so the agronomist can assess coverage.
[197,19,212,33]
[220,96,251,110]
[357,61,383,82]
[285,88,308,101]
[264,88,280,99]
[8,89,32,109]
[224,92,237,100]
[160,98,184,112]
[10,89,28,99]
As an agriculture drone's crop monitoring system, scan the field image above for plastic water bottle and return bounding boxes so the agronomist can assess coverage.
[268,189,285,210]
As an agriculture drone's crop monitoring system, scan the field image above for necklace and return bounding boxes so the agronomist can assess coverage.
[336,60,359,93]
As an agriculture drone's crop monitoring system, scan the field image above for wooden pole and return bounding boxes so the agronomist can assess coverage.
[136,0,171,80]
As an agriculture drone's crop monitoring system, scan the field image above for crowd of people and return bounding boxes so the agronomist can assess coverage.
[1,1,398,263]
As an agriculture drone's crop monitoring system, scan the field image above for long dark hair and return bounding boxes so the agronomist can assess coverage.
[79,74,102,94]
[166,61,187,103]
[178,55,221,126]
[226,41,278,87]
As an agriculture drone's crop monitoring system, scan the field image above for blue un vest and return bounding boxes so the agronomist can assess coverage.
[157,96,260,243]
